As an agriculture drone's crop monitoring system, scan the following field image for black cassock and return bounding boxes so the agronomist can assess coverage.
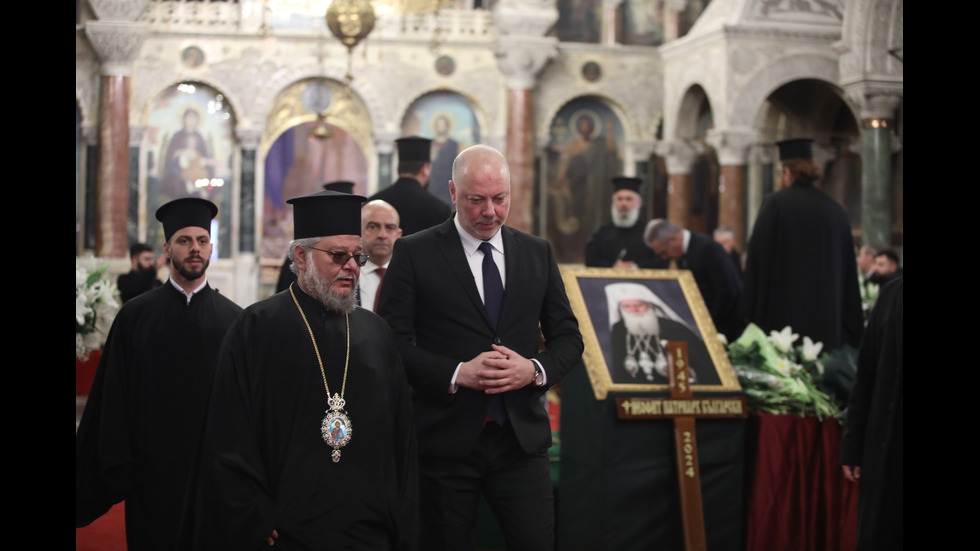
[184,285,418,551]
[75,283,242,551]
[841,276,903,550]
[740,181,863,350]
[585,219,666,268]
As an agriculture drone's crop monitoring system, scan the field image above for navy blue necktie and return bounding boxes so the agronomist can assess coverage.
[479,241,506,426]
[479,241,503,329]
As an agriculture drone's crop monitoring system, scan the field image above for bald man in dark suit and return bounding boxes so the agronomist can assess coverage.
[378,144,582,551]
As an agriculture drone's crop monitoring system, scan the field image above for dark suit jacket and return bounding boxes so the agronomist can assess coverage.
[682,232,742,340]
[367,177,452,236]
[377,218,583,459]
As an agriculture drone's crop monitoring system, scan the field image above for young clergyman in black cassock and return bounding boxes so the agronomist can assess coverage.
[76,198,243,551]
[184,190,418,550]
[739,137,863,351]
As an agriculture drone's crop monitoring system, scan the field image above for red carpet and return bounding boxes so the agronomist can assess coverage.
[76,502,127,551]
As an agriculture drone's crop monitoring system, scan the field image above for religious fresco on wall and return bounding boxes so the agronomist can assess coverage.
[400,91,481,206]
[620,0,665,45]
[545,98,625,264]
[144,83,234,258]
[262,122,369,261]
[557,0,602,43]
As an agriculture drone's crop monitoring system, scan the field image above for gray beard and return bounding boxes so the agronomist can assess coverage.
[302,253,359,313]
[622,308,660,337]
[611,205,640,228]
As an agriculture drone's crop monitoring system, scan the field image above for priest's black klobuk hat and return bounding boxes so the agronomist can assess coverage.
[155,197,218,242]
[287,190,366,239]
[612,177,643,194]
[396,136,432,163]
[322,180,355,194]
[777,138,814,160]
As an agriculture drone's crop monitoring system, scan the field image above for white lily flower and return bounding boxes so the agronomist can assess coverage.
[774,358,792,377]
[768,326,799,353]
[801,336,823,362]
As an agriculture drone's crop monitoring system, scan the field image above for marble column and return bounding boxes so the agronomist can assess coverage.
[662,140,700,228]
[85,7,148,257]
[492,1,559,232]
[374,130,398,193]
[857,97,900,248]
[601,0,623,45]
[708,130,755,248]
[237,128,262,254]
[663,0,687,42]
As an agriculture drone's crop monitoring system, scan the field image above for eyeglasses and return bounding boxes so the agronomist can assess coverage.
[306,247,370,267]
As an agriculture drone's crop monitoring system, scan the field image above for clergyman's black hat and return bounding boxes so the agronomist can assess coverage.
[287,190,366,239]
[322,181,355,194]
[611,177,643,194]
[155,197,218,242]
[777,138,814,161]
[396,136,432,163]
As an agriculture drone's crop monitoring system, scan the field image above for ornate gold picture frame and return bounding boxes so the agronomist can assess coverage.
[560,267,741,399]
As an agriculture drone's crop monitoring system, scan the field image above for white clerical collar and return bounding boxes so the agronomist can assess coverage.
[169,277,208,305]
[454,214,504,257]
[681,229,691,255]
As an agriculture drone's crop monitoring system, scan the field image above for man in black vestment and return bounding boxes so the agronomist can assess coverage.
[186,190,418,550]
[584,176,664,269]
[841,276,903,550]
[644,218,743,341]
[740,137,863,350]
[368,136,451,236]
[75,198,243,551]
[378,145,582,551]
[116,242,165,303]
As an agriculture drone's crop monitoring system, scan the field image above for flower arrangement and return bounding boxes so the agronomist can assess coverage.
[76,262,119,361]
[725,323,840,420]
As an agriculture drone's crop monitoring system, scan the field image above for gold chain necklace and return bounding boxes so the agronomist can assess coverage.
[289,283,352,463]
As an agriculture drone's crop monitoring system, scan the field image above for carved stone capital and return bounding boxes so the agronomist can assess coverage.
[492,0,559,38]
[706,129,758,166]
[630,140,658,162]
[236,127,262,151]
[88,0,149,21]
[660,140,703,175]
[85,20,148,76]
[374,131,400,155]
[843,80,903,122]
[494,37,558,90]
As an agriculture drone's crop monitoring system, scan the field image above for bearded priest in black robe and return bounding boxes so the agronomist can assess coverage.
[76,198,243,551]
[183,190,418,550]
[584,177,665,269]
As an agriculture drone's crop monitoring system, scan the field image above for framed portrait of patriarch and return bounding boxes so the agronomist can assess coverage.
[560,267,741,399]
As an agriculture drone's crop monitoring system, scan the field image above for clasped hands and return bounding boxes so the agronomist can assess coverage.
[456,344,536,394]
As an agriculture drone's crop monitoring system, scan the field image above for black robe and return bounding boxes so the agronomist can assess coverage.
[840,276,903,550]
[367,177,451,237]
[116,268,162,303]
[739,181,863,350]
[75,283,243,551]
[584,219,665,268]
[184,285,418,551]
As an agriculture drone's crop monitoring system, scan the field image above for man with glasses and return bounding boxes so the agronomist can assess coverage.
[184,190,418,550]
[76,198,243,550]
